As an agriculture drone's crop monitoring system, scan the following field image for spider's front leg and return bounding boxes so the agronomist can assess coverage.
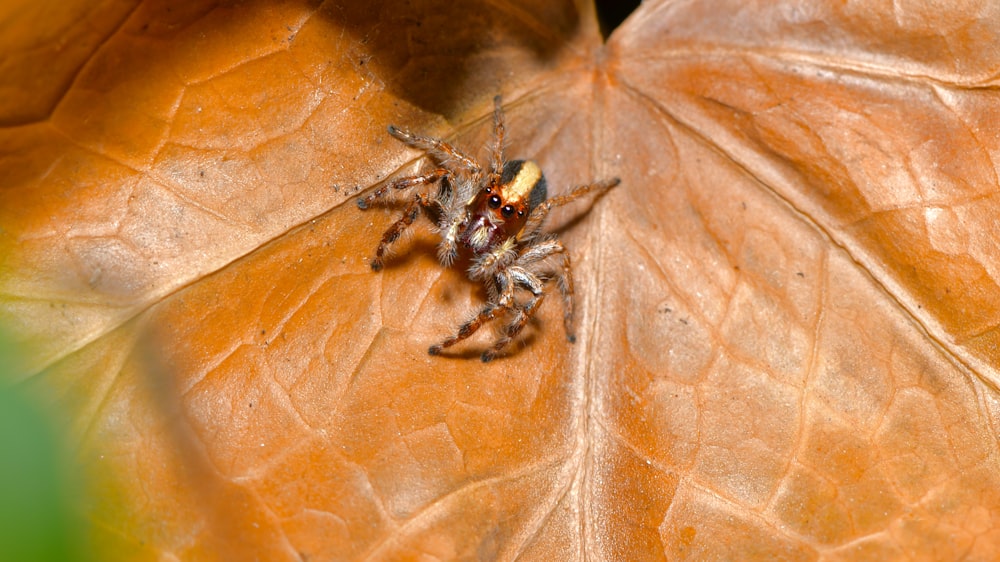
[369,193,436,271]
[357,169,446,270]
[487,95,507,187]
[388,125,480,174]
[517,177,621,243]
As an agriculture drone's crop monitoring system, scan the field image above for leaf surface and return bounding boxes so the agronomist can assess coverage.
[2,0,1000,560]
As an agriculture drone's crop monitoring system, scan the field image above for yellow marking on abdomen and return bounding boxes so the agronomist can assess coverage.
[504,160,542,203]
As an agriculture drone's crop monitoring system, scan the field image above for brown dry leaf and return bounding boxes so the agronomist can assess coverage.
[2,0,1000,560]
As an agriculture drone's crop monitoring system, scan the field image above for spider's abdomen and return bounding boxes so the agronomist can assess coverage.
[499,160,547,212]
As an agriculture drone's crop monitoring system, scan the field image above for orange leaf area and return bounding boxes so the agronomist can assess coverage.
[3,0,1000,560]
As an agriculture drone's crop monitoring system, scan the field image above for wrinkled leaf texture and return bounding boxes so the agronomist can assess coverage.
[2,0,1000,560]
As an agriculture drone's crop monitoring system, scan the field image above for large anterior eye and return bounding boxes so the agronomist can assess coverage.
[501,205,515,218]
[488,194,502,209]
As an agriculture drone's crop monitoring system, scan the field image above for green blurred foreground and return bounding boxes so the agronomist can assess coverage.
[0,332,87,562]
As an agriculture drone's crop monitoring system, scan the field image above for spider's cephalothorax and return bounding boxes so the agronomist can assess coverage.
[460,159,545,254]
[357,95,619,362]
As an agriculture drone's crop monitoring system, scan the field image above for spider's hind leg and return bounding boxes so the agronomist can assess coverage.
[481,291,544,363]
[428,302,504,357]
[480,268,546,362]
[429,273,517,359]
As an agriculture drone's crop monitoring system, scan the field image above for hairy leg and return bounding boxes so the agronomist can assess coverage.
[388,125,480,173]
[482,292,545,362]
[518,177,621,242]
[552,250,575,342]
[369,192,434,271]
[428,303,502,356]
[512,240,575,341]
[487,95,506,186]
[356,168,447,210]
[429,273,514,356]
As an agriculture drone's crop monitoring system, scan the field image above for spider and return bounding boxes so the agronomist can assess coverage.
[357,95,619,362]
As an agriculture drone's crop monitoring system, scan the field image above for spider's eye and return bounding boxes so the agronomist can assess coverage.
[488,195,502,209]
[501,205,515,218]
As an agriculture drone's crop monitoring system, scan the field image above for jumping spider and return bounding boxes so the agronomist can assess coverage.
[357,95,619,362]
